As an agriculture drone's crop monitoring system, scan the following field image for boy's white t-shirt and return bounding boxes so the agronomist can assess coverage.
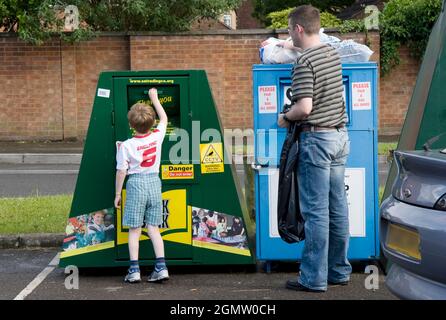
[116,123,167,174]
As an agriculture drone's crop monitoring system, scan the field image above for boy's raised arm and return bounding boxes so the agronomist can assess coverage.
[148,88,168,126]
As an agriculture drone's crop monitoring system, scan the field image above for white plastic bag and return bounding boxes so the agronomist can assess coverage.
[319,28,341,45]
[260,37,301,64]
[259,33,373,64]
[319,28,373,63]
[330,39,374,63]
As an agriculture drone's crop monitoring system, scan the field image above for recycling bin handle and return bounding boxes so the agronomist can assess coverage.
[251,162,269,171]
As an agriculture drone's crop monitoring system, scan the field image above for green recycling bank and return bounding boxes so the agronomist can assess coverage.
[59,70,255,268]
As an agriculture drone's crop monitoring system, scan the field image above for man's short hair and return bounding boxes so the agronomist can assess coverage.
[128,103,155,133]
[288,5,320,35]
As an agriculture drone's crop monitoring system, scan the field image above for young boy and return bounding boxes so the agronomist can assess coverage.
[114,88,168,283]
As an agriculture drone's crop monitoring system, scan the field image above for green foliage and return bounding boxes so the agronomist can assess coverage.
[378,142,397,156]
[380,0,442,75]
[320,11,342,28]
[254,0,354,25]
[338,19,365,33]
[0,0,241,44]
[266,8,293,29]
[380,38,401,76]
[379,187,384,204]
[267,7,361,32]
[0,2,8,19]
[1,0,62,44]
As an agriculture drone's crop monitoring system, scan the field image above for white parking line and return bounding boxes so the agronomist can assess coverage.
[13,253,60,300]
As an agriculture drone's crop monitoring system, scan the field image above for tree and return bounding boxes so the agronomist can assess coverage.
[253,0,355,26]
[0,0,242,44]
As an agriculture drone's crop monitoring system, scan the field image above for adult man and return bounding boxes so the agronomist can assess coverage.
[277,5,351,293]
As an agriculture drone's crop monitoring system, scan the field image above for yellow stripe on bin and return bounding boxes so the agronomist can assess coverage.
[60,241,115,259]
[192,239,251,257]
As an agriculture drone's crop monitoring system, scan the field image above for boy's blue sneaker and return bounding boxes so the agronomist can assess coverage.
[124,269,141,283]
[148,268,169,282]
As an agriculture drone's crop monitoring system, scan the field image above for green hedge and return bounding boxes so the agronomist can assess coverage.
[380,0,442,75]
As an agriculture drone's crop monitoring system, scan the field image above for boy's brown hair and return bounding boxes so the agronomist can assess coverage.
[128,103,155,134]
[288,5,320,35]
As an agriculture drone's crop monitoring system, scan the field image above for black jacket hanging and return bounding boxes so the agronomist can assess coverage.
[277,121,305,243]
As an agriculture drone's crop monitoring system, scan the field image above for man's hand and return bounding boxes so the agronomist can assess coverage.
[277,113,290,128]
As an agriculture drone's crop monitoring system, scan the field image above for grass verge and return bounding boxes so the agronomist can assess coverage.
[379,187,385,205]
[0,194,72,234]
[232,143,396,156]
[378,142,397,156]
[0,187,386,234]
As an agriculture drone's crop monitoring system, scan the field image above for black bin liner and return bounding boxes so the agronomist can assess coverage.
[277,122,305,243]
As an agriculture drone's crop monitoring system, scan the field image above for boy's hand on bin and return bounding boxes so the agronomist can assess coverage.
[114,194,121,208]
[148,88,158,101]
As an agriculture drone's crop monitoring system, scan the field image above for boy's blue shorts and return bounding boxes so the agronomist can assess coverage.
[123,173,163,228]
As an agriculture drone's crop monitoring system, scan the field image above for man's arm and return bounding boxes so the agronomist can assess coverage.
[278,61,314,128]
[149,88,168,126]
[277,97,313,128]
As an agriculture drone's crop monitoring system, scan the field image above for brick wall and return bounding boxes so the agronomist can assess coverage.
[72,36,129,138]
[379,46,421,136]
[130,33,266,129]
[0,35,129,140]
[0,37,63,140]
[0,30,417,141]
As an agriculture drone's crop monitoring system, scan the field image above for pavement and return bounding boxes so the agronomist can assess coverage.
[0,140,84,154]
[0,233,65,249]
[0,248,397,300]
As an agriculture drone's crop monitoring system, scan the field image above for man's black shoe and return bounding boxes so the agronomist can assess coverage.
[286,279,325,293]
[327,280,349,287]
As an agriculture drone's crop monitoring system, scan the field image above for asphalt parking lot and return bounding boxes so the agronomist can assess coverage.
[0,248,397,300]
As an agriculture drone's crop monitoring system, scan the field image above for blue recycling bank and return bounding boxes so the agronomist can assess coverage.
[252,63,379,267]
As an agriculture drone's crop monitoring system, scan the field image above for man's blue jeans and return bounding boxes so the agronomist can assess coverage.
[297,127,352,291]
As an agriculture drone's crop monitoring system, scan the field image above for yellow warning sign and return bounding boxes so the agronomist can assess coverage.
[161,165,194,180]
[200,143,224,174]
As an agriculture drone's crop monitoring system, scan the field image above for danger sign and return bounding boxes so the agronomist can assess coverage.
[200,143,224,174]
[259,85,277,114]
[161,165,194,180]
[352,82,371,110]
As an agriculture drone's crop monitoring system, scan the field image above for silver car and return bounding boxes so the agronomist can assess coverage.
[380,149,446,299]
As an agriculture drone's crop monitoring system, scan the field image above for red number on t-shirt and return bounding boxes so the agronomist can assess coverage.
[141,147,156,168]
